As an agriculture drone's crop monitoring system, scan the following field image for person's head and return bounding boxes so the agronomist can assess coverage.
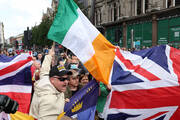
[71,54,78,60]
[37,53,43,60]
[69,59,79,70]
[49,65,72,92]
[79,69,91,86]
[69,70,79,87]
[60,53,66,59]
[32,56,37,61]
[33,60,41,70]
[58,57,65,66]
[79,73,89,86]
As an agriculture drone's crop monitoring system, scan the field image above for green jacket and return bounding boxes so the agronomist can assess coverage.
[96,82,110,113]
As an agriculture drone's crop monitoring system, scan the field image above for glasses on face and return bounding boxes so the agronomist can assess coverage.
[53,77,69,81]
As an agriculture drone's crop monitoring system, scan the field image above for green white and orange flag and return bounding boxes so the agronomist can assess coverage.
[48,0,115,85]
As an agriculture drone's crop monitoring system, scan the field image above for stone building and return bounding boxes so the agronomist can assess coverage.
[85,0,180,26]
[45,0,180,48]
[84,0,180,48]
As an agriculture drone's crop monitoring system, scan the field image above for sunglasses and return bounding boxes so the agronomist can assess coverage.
[53,77,69,81]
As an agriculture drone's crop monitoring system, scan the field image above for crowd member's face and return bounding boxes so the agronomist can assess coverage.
[32,57,37,61]
[50,75,69,92]
[37,54,42,60]
[60,53,65,58]
[71,55,78,60]
[34,61,41,69]
[69,75,79,87]
[70,59,79,69]
[59,61,64,66]
[80,75,89,86]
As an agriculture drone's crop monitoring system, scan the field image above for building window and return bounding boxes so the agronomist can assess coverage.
[99,9,102,24]
[95,11,98,25]
[167,0,172,8]
[175,0,180,6]
[145,0,149,12]
[110,7,113,21]
[108,5,111,22]
[114,2,117,21]
[95,9,101,25]
[137,0,142,15]
[119,4,121,17]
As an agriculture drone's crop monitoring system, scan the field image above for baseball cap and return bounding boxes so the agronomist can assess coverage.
[49,65,72,77]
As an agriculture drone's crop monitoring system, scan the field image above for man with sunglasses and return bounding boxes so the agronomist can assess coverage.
[29,45,72,120]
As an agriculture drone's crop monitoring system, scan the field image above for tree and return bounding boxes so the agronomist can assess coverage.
[29,0,86,50]
[31,15,53,49]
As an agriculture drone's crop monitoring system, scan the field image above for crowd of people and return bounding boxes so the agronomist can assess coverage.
[1,43,179,120]
[29,45,112,120]
[0,45,111,120]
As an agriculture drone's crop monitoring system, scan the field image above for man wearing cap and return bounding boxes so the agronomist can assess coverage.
[29,46,72,120]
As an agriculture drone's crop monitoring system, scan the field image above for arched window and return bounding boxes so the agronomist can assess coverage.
[99,9,102,24]
[108,5,111,22]
[111,5,113,21]
[137,0,142,15]
[114,2,117,21]
[118,4,121,17]
[95,10,98,25]
[145,0,149,12]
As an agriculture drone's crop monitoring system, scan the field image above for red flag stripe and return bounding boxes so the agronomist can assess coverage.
[116,49,160,81]
[144,111,168,120]
[170,47,180,83]
[110,86,180,109]
[0,92,31,113]
[0,56,32,76]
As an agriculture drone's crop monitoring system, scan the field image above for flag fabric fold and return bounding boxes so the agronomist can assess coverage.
[48,0,116,85]
[0,53,33,113]
[57,79,99,120]
[104,45,180,120]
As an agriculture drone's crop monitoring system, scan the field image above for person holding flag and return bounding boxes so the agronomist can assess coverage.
[47,0,116,119]
[29,44,72,120]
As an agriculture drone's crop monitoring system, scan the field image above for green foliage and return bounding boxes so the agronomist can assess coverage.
[30,16,53,48]
[29,0,86,49]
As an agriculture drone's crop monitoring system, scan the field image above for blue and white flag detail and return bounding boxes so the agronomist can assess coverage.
[0,53,33,113]
[104,45,180,120]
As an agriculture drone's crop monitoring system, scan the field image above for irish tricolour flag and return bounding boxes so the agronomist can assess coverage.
[48,0,115,85]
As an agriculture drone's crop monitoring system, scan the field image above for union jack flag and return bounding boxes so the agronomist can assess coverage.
[0,53,33,113]
[104,45,180,120]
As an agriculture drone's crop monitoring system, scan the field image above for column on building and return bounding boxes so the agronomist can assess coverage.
[152,14,157,46]
[101,0,108,23]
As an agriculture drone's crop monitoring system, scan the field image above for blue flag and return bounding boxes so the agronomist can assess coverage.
[60,79,99,119]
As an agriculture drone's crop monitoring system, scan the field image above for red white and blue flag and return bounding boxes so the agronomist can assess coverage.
[104,45,180,120]
[0,53,33,113]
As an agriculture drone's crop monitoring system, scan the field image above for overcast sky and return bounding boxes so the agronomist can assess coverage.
[0,0,51,39]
